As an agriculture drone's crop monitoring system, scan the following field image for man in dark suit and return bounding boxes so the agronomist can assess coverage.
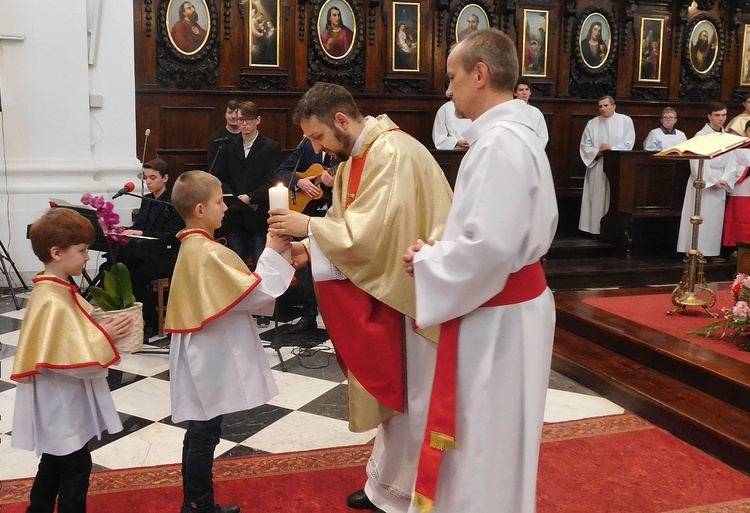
[274,139,337,333]
[212,100,282,267]
[121,158,185,337]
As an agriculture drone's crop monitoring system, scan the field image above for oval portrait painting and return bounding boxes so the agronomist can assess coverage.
[167,0,211,55]
[689,20,718,74]
[455,4,489,43]
[579,13,610,70]
[318,0,356,60]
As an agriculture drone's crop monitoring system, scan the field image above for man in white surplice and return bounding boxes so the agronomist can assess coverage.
[578,95,635,234]
[432,100,472,150]
[404,30,558,513]
[676,103,738,258]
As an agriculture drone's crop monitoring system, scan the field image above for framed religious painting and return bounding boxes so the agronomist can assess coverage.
[637,17,664,82]
[455,4,489,43]
[166,0,211,56]
[317,0,357,60]
[392,2,420,72]
[741,25,750,86]
[249,0,280,66]
[521,9,549,77]
[578,12,610,70]
[688,19,718,74]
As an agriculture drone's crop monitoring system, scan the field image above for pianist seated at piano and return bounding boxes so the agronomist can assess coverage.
[119,158,185,338]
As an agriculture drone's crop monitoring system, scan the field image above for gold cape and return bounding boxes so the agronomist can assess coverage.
[11,275,119,383]
[310,115,453,428]
[164,228,261,333]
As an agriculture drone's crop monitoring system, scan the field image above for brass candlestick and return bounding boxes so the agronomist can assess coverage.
[667,159,717,317]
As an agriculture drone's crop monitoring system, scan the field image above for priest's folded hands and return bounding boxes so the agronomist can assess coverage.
[268,209,310,238]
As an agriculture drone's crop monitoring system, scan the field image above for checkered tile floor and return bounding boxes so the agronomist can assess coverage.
[0,289,625,481]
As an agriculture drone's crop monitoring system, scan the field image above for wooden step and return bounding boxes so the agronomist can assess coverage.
[553,327,750,475]
[546,237,613,260]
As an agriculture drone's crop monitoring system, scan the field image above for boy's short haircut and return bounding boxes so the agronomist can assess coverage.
[142,158,169,177]
[172,170,221,220]
[30,208,96,263]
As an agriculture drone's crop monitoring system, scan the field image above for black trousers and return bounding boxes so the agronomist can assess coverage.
[27,445,92,513]
[181,415,223,512]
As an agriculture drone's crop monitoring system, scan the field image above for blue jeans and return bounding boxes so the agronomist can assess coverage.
[225,231,265,269]
[181,415,223,512]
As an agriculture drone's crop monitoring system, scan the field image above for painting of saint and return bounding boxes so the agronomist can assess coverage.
[168,0,210,55]
[638,18,664,81]
[250,0,279,66]
[522,9,548,77]
[455,5,489,43]
[318,0,356,59]
[689,20,718,74]
[741,26,750,86]
[579,13,610,69]
[393,3,419,71]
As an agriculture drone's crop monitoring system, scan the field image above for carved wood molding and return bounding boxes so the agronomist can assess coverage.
[240,73,289,90]
[306,0,366,88]
[563,0,578,53]
[383,78,427,93]
[531,82,551,97]
[630,86,668,100]
[299,3,307,41]
[145,0,154,37]
[501,0,517,34]
[568,7,618,99]
[223,0,232,40]
[678,13,724,101]
[156,0,220,89]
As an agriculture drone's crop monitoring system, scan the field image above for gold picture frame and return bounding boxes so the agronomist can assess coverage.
[521,9,549,77]
[637,17,664,82]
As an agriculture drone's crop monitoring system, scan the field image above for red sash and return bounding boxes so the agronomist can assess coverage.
[315,140,406,413]
[413,261,548,512]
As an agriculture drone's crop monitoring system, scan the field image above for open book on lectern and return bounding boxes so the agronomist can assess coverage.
[654,132,750,157]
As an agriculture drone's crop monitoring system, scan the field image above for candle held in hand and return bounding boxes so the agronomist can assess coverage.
[268,183,292,262]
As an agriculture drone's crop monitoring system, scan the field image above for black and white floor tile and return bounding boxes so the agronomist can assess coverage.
[0,290,624,481]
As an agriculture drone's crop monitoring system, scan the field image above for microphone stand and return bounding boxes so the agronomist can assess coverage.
[288,136,308,207]
[208,139,230,175]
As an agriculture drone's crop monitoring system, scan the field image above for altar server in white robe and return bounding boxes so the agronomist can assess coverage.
[12,208,132,513]
[579,95,635,234]
[404,29,558,513]
[514,77,549,147]
[677,103,739,257]
[432,100,472,150]
[643,107,687,151]
[166,171,294,513]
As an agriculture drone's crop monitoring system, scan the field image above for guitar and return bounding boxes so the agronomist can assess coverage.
[289,163,337,213]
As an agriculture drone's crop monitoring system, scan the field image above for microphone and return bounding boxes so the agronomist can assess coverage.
[141,129,151,195]
[214,136,232,143]
[113,182,135,199]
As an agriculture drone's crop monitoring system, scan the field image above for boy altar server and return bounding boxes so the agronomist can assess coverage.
[404,30,558,513]
[11,208,132,513]
[166,170,294,513]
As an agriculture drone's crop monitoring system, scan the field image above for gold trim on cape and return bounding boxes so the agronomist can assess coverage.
[165,229,261,333]
[11,275,118,383]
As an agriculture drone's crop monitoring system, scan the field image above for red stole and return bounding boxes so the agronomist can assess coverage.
[413,261,548,512]
[315,145,406,413]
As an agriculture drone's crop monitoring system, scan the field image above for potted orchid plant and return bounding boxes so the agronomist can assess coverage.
[81,193,144,352]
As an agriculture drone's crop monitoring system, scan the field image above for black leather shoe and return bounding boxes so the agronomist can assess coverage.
[255,316,271,327]
[346,489,377,510]
[288,316,317,334]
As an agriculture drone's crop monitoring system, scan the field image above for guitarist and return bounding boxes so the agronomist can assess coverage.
[273,139,337,334]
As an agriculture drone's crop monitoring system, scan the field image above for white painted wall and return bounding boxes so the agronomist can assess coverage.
[0,0,141,281]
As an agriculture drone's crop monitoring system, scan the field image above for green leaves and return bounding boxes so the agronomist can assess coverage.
[89,262,135,311]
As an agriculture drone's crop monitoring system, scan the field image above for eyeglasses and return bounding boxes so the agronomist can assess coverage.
[661,116,676,120]
[237,117,257,124]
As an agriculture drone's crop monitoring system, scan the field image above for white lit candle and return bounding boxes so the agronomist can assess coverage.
[269,183,291,262]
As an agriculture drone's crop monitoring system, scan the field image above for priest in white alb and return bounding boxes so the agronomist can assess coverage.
[404,30,557,513]
[677,103,738,258]
[579,95,635,234]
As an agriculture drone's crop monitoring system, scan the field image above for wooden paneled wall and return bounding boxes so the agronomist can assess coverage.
[134,0,750,208]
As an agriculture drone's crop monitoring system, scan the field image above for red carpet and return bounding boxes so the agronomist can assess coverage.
[2,415,749,512]
[583,289,750,365]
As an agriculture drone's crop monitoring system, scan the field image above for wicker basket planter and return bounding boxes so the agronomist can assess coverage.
[91,302,144,354]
